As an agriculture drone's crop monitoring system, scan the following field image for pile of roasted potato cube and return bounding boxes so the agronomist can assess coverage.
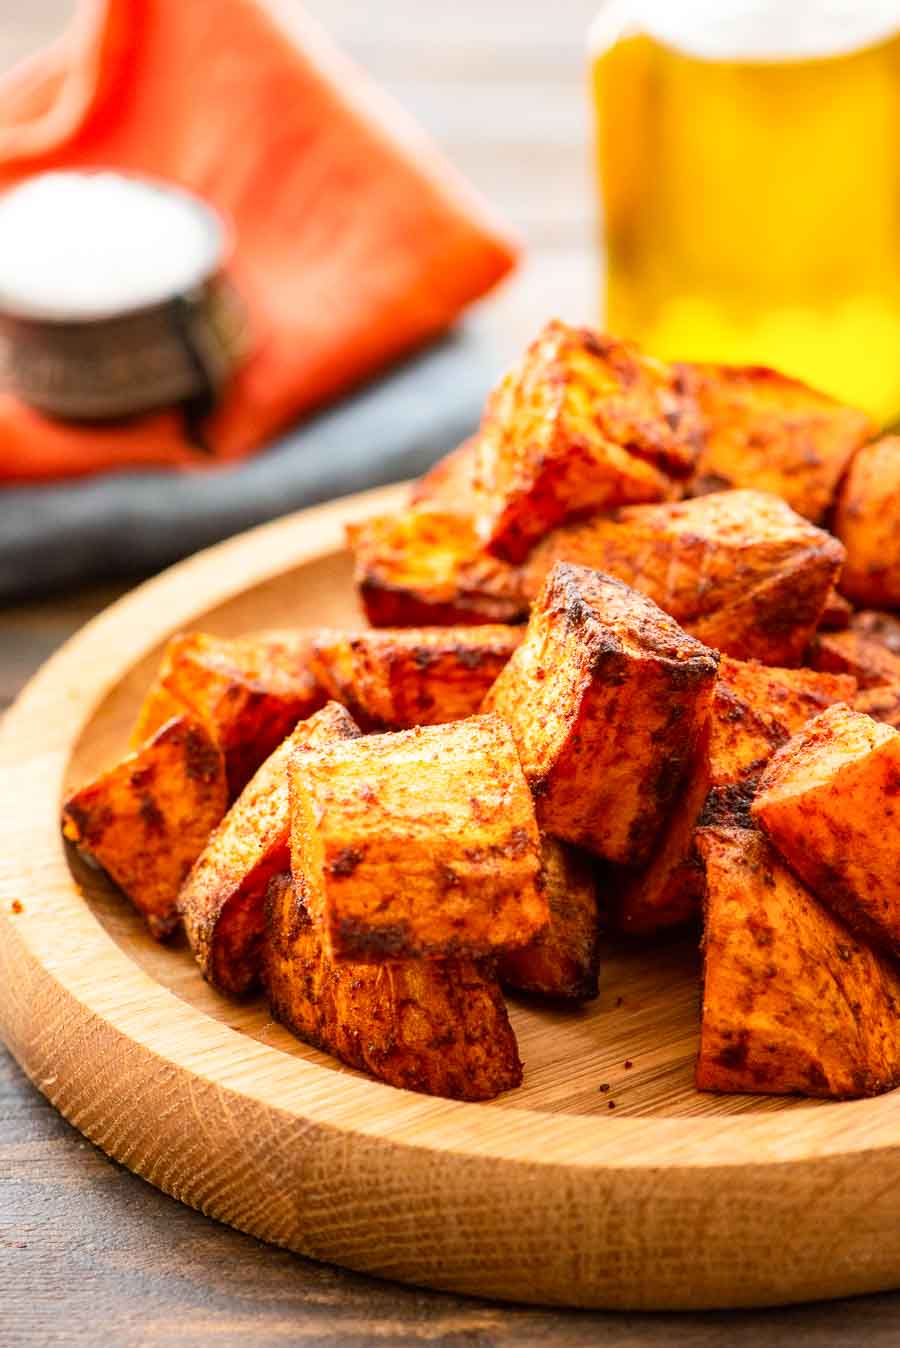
[62,321,900,1103]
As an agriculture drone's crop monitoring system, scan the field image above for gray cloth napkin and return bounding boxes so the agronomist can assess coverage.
[0,328,496,602]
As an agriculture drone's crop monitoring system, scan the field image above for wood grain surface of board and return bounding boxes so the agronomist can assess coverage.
[3,483,900,1312]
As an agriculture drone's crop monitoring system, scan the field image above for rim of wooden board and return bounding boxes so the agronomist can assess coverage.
[2,482,899,1312]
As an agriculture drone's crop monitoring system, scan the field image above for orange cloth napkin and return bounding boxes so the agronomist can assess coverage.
[0,0,516,482]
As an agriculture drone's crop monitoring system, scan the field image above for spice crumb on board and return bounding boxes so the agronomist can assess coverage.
[10,899,23,914]
[607,1101,616,1110]
[598,1082,610,1093]
[615,996,624,1007]
[624,1060,634,1069]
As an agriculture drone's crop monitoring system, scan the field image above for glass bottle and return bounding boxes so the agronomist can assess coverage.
[592,1,900,421]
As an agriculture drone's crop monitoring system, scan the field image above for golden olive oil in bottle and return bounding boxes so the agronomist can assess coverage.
[592,2,900,421]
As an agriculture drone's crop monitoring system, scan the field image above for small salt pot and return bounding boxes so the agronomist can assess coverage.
[0,171,249,422]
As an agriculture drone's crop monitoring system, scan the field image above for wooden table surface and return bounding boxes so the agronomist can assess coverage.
[4,2,900,1343]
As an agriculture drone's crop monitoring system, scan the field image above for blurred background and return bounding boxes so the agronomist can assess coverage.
[0,0,601,604]
[4,0,900,669]
[0,0,598,702]
[0,0,599,354]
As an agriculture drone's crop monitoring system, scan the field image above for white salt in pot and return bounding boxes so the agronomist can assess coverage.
[0,171,249,422]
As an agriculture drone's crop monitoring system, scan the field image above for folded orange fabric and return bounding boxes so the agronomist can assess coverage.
[0,0,516,482]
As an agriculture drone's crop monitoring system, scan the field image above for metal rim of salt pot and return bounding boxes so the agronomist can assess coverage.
[0,172,250,423]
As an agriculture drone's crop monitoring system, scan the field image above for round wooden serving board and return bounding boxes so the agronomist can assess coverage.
[2,483,900,1311]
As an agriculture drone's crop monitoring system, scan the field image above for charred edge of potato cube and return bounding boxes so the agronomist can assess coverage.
[290,713,546,964]
[263,872,523,1101]
[834,436,900,609]
[473,322,697,563]
[811,629,900,689]
[752,704,900,961]
[697,778,759,833]
[696,821,900,1099]
[680,362,874,524]
[485,562,718,864]
[851,610,900,656]
[178,701,361,995]
[356,580,525,631]
[498,836,601,1002]
[62,715,227,940]
[348,511,528,629]
[308,625,522,730]
[152,630,327,797]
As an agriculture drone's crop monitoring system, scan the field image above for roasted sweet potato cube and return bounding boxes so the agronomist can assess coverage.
[149,630,326,796]
[687,566,836,667]
[497,836,600,1001]
[615,679,782,938]
[309,625,522,730]
[696,822,900,1099]
[856,684,900,729]
[835,436,900,608]
[290,713,545,962]
[683,362,873,523]
[752,704,900,958]
[715,659,857,737]
[62,716,227,939]
[178,702,360,995]
[523,490,844,665]
[817,587,852,631]
[615,747,711,936]
[616,659,856,935]
[409,436,480,510]
[349,509,527,628]
[851,609,900,655]
[473,322,700,561]
[484,563,718,863]
[810,628,900,688]
[264,873,522,1100]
